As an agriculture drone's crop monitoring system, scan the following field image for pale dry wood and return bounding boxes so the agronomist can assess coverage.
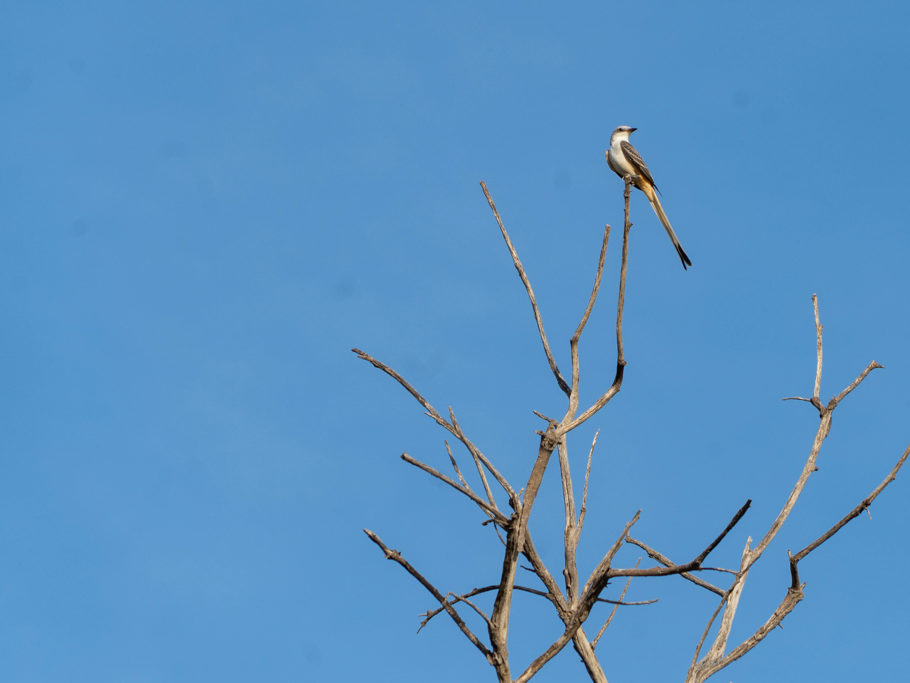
[625,535,724,596]
[446,440,469,490]
[421,582,655,630]
[693,444,909,682]
[605,500,750,581]
[480,181,571,397]
[401,452,507,524]
[688,298,895,683]
[353,347,516,503]
[790,443,910,582]
[812,293,822,402]
[561,181,632,433]
[592,558,642,648]
[488,423,561,681]
[558,439,580,602]
[360,176,905,683]
[363,529,494,662]
[521,534,609,683]
[578,430,598,530]
[567,225,611,419]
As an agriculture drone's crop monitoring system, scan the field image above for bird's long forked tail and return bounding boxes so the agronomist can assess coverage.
[641,183,692,270]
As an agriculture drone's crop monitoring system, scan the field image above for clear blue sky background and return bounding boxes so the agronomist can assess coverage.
[2,2,908,681]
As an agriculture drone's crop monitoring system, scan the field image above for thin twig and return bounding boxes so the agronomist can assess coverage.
[401,453,507,524]
[446,440,469,490]
[592,557,641,648]
[353,348,516,502]
[609,500,750,579]
[363,529,494,661]
[480,181,570,397]
[449,406,516,503]
[789,444,910,585]
[567,225,611,418]
[689,597,727,674]
[582,511,641,598]
[827,360,883,411]
[420,583,654,629]
[697,441,908,683]
[812,293,822,401]
[572,225,611,345]
[689,299,895,682]
[625,536,724,596]
[578,430,599,529]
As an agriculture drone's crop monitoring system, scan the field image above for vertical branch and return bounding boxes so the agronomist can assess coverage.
[567,225,611,418]
[488,423,561,679]
[578,429,599,529]
[812,294,822,402]
[558,439,580,602]
[617,177,632,368]
[560,184,631,432]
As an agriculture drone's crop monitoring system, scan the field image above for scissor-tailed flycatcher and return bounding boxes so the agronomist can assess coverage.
[606,126,692,269]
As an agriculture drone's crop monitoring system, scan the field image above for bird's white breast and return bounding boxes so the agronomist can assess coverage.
[609,139,635,177]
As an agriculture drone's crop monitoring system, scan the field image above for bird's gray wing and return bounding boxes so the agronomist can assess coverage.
[620,140,659,192]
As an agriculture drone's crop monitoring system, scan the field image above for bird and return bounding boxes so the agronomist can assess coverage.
[606,126,692,269]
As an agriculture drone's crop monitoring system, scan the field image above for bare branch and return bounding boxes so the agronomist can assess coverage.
[445,592,493,629]
[449,406,517,504]
[617,178,631,369]
[561,190,631,433]
[695,446,909,682]
[625,536,724,596]
[445,440,469,490]
[401,453,507,524]
[578,430,599,530]
[558,439,580,602]
[689,597,727,674]
[693,585,804,682]
[489,422,561,676]
[521,533,607,683]
[827,360,884,411]
[420,582,652,631]
[781,395,814,403]
[572,225,611,344]
[694,499,752,565]
[790,444,910,584]
[592,557,641,648]
[353,348,517,505]
[363,529,494,662]
[754,356,883,566]
[567,225,611,418]
[812,293,822,401]
[582,511,641,598]
[353,348,447,426]
[610,500,750,580]
[480,181,570,397]
[702,537,752,666]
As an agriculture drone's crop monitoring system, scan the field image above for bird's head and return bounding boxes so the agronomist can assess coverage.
[610,126,637,143]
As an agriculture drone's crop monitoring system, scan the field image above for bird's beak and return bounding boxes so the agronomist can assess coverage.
[629,127,637,132]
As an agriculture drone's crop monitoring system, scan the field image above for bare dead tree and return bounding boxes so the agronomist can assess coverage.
[356,178,908,682]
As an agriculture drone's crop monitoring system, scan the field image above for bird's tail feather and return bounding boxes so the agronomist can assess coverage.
[642,184,692,270]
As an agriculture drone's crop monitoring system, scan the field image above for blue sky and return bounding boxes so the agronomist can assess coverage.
[2,1,909,681]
